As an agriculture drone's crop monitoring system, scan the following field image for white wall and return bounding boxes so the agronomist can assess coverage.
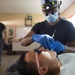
[16,26,31,38]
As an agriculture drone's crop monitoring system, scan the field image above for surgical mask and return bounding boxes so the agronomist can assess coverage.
[45,12,58,23]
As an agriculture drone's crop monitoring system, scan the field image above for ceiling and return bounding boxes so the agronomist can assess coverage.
[0,0,75,14]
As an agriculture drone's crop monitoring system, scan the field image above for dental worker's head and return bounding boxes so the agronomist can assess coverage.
[41,0,61,23]
[18,47,60,75]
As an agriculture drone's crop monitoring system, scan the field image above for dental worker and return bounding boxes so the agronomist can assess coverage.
[21,0,75,54]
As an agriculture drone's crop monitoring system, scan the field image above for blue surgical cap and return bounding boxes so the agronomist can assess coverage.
[41,0,57,4]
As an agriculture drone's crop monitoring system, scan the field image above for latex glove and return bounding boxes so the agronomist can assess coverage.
[51,41,65,53]
[32,34,54,49]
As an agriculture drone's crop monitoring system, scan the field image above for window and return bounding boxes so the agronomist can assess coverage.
[67,14,75,27]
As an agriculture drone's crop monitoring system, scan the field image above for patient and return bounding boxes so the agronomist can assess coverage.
[4,47,61,75]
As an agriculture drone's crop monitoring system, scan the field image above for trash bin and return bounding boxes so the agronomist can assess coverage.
[6,43,16,55]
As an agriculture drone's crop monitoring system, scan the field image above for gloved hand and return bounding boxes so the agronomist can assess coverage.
[32,34,54,49]
[51,41,65,53]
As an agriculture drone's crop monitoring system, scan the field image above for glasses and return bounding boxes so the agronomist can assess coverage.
[34,49,43,75]
[34,48,59,75]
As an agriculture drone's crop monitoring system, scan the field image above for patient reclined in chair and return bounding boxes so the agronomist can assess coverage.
[4,47,61,75]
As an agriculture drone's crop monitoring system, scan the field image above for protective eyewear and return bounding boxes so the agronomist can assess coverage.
[34,48,43,75]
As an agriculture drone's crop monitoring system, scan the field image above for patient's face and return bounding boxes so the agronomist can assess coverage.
[25,47,58,67]
[24,47,61,75]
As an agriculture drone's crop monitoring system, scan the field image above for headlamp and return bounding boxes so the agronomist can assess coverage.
[41,0,62,16]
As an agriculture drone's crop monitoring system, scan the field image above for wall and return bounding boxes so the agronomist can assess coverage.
[0,14,44,26]
[1,2,75,38]
[61,2,75,18]
[1,1,75,27]
[0,14,45,50]
[16,26,31,38]
[0,1,75,26]
[0,14,45,38]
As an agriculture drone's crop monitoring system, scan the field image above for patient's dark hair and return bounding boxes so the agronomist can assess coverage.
[17,52,60,75]
[17,52,39,75]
